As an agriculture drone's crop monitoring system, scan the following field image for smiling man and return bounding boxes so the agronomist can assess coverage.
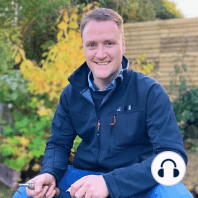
[13,8,193,198]
[82,20,125,91]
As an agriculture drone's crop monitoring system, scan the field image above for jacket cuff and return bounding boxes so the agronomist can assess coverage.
[102,172,121,198]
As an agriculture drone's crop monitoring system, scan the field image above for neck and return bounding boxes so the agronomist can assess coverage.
[93,70,120,91]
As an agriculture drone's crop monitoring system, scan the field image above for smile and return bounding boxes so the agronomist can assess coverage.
[94,61,111,65]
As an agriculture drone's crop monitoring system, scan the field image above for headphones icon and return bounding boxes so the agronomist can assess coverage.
[158,159,179,177]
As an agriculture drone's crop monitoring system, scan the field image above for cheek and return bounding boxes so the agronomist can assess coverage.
[84,50,94,61]
[112,47,123,56]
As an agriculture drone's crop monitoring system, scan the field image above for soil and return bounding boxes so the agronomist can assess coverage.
[182,150,198,188]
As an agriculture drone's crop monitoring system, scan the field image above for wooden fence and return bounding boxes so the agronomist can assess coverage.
[124,17,198,99]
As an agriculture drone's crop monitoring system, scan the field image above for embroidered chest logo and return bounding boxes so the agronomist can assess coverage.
[117,105,132,112]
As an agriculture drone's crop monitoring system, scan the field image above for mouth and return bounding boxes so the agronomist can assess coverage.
[94,61,111,65]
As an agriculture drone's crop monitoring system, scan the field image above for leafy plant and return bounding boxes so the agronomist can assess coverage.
[168,54,188,99]
[167,54,198,141]
[0,71,51,172]
[72,0,183,23]
[0,4,100,174]
[172,86,198,139]
[130,53,155,75]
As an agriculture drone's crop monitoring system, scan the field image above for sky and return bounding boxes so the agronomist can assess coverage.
[170,0,198,18]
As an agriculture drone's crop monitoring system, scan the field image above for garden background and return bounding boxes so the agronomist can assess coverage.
[0,0,197,197]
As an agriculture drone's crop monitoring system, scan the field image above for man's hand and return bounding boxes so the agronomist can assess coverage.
[70,175,109,198]
[26,173,56,198]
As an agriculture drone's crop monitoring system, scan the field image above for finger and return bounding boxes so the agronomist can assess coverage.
[35,179,45,193]
[34,185,49,198]
[74,185,87,198]
[44,184,55,197]
[26,186,44,197]
[48,190,57,198]
[84,192,92,198]
[70,177,86,197]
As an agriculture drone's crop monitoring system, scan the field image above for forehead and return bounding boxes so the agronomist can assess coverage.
[82,20,121,42]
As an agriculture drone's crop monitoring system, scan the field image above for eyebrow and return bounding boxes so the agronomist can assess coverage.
[85,39,116,45]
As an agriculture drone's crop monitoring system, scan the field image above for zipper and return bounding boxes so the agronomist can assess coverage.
[96,119,101,165]
[97,120,101,130]
[81,86,117,165]
[96,85,117,165]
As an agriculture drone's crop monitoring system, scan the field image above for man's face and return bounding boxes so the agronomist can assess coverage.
[82,20,125,86]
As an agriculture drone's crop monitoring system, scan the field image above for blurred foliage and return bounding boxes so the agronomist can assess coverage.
[0,2,99,173]
[168,54,198,141]
[168,54,188,98]
[130,53,154,75]
[71,0,183,23]
[153,0,183,19]
[0,0,183,176]
[172,87,198,139]
[0,0,70,64]
[0,0,70,27]
[0,70,51,171]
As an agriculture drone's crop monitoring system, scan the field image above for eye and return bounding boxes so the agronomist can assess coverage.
[88,43,96,47]
[106,41,114,46]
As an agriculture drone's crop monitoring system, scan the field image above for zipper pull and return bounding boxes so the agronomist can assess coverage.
[97,120,101,131]
[110,114,117,126]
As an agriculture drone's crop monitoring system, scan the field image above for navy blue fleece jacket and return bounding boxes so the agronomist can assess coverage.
[40,56,187,198]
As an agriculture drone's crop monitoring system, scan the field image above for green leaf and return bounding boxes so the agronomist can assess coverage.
[3,125,13,135]
[15,117,29,129]
[182,64,187,71]
[1,144,16,156]
[11,92,18,100]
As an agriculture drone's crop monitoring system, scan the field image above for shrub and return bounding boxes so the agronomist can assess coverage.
[0,3,99,175]
[172,86,198,139]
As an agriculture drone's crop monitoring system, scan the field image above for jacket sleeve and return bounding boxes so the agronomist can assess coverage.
[102,83,188,198]
[39,88,77,185]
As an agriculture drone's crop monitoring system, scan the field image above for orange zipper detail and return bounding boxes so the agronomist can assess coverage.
[97,120,101,130]
[110,115,117,125]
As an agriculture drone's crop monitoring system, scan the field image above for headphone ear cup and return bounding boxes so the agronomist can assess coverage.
[174,168,179,177]
[158,168,164,177]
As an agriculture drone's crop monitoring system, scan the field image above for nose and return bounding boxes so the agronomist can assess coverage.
[95,44,107,60]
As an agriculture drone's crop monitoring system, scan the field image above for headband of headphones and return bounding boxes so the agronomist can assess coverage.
[160,159,177,167]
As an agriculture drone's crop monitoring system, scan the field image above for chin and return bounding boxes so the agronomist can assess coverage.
[97,76,109,80]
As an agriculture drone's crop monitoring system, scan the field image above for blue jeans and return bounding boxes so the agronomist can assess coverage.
[13,165,194,198]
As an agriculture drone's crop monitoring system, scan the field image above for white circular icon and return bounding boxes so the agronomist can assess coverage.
[151,151,186,186]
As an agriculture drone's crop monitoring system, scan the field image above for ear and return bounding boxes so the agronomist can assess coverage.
[122,39,126,55]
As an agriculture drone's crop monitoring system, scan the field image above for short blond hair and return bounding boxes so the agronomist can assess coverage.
[80,8,124,39]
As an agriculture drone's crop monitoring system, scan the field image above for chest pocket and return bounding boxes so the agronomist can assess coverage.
[106,109,146,156]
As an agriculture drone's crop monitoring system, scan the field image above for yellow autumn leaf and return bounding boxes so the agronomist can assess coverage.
[57,31,63,41]
[15,54,21,64]
[37,107,48,117]
[63,11,69,23]
[71,13,78,21]
[86,4,91,10]
[57,21,67,31]
[20,136,30,147]
[20,49,25,57]
[68,22,78,29]
[32,163,41,172]
[72,8,78,14]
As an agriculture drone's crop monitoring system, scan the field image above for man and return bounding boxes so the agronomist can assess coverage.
[14,8,193,198]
